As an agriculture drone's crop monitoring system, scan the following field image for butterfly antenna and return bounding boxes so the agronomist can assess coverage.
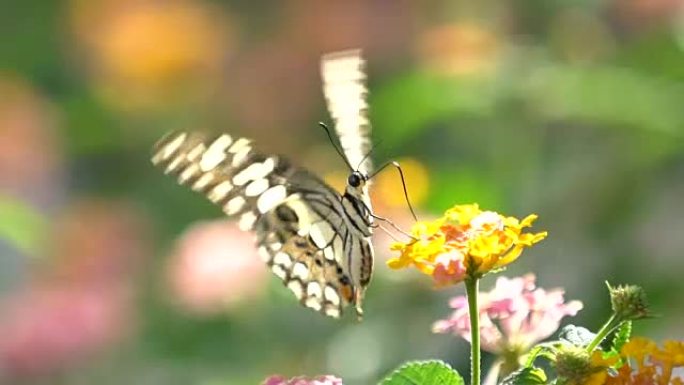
[368,161,418,222]
[319,122,354,172]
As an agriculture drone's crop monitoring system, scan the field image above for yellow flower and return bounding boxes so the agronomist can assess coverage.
[621,337,657,367]
[387,204,547,286]
[582,351,618,385]
[605,337,684,385]
[372,158,430,209]
[659,340,684,366]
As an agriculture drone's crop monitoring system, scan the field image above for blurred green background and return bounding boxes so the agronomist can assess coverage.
[1,1,683,384]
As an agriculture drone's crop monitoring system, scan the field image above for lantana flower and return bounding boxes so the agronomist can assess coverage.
[387,204,548,286]
[581,351,620,385]
[262,375,343,385]
[433,274,583,355]
[565,337,684,385]
[603,337,684,385]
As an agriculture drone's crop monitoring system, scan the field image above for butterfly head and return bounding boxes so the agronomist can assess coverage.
[345,170,372,223]
[347,171,367,189]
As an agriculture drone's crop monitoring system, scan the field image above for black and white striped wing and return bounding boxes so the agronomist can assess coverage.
[321,50,372,178]
[151,131,372,318]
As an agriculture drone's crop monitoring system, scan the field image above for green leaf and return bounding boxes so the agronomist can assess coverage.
[0,195,47,257]
[610,321,631,354]
[500,367,547,385]
[604,321,632,366]
[380,360,465,385]
[523,343,558,368]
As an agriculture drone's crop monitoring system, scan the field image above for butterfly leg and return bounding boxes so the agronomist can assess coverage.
[368,212,417,241]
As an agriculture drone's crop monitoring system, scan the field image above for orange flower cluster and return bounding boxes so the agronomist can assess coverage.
[587,337,684,385]
[387,204,547,286]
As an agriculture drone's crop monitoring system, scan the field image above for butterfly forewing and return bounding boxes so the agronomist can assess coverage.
[321,49,372,178]
[151,131,368,318]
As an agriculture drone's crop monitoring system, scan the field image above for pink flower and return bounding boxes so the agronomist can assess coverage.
[0,200,145,378]
[432,251,468,286]
[0,284,130,377]
[166,220,268,314]
[0,78,62,200]
[262,375,344,385]
[432,274,583,354]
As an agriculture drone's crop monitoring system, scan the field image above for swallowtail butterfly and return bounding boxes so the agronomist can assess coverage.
[152,50,375,319]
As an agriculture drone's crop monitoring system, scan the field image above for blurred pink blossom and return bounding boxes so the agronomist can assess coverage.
[282,1,414,56]
[262,375,344,385]
[432,274,583,354]
[0,200,147,378]
[167,220,267,314]
[225,41,317,141]
[0,77,62,201]
[610,0,684,32]
[50,200,148,285]
[0,284,130,377]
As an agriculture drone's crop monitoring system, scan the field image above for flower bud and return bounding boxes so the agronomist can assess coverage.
[555,345,592,382]
[606,282,652,322]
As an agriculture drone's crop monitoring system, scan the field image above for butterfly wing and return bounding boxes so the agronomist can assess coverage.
[321,50,373,179]
[151,131,369,318]
[321,50,375,316]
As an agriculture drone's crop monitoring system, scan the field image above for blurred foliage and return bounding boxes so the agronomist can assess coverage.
[1,1,683,385]
[0,195,47,256]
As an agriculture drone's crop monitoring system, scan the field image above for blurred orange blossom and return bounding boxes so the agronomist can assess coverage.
[583,337,684,385]
[70,0,231,110]
[417,22,501,77]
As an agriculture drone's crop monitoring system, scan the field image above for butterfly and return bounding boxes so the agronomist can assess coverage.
[151,50,376,319]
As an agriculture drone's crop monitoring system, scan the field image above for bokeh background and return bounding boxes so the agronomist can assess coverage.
[1,1,683,384]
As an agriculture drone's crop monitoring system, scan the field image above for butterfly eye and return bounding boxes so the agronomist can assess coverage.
[347,172,362,187]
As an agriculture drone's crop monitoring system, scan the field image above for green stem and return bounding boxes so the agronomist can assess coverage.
[465,277,481,385]
[586,313,619,352]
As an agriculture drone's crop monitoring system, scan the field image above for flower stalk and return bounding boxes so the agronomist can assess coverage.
[586,282,652,352]
[465,277,481,385]
[388,204,548,385]
[586,313,618,353]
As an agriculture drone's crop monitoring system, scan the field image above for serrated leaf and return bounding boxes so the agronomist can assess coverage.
[380,360,464,385]
[500,367,547,385]
[559,325,596,348]
[604,321,632,367]
[610,321,632,353]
